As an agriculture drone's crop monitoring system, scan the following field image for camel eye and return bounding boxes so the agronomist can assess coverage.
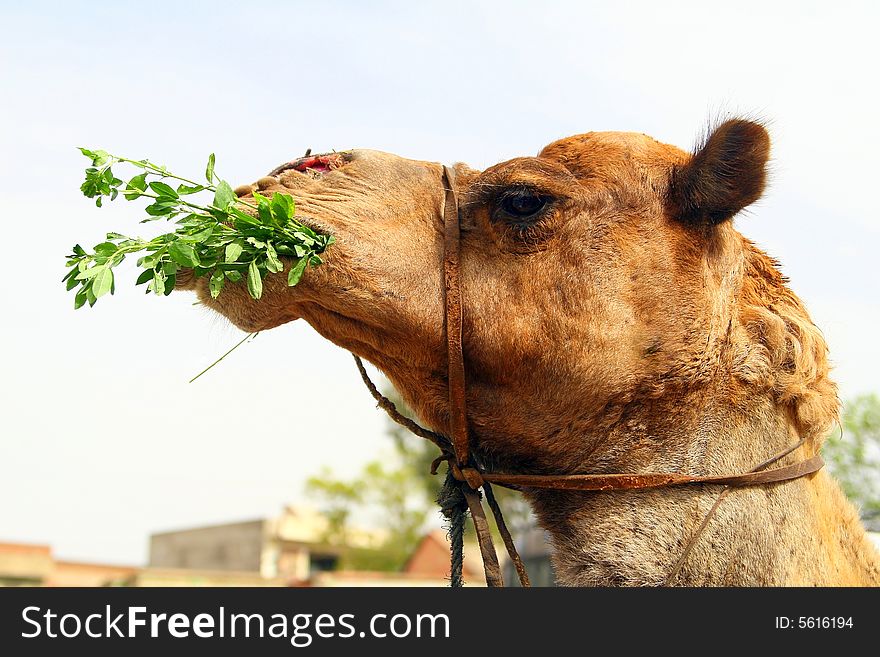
[497,190,548,221]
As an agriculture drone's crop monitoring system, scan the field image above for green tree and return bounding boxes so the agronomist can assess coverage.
[305,384,535,571]
[305,455,432,571]
[304,467,362,546]
[823,393,880,519]
[305,386,438,571]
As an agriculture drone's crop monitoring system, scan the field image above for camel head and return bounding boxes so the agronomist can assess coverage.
[184,119,837,476]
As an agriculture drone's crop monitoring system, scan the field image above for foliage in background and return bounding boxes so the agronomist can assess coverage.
[305,453,432,572]
[823,393,880,520]
[306,387,534,571]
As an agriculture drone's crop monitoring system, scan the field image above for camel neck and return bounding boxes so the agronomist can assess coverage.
[524,393,880,586]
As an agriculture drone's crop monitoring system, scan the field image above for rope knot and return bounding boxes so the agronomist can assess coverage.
[437,468,469,520]
[457,466,485,490]
[430,453,485,490]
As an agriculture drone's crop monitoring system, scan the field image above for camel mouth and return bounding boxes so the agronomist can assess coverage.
[268,152,349,178]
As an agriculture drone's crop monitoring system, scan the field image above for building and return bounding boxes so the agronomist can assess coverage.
[403,529,489,585]
[1,505,540,587]
[148,505,387,584]
[0,542,52,586]
[501,526,556,587]
[0,542,136,587]
[141,507,484,587]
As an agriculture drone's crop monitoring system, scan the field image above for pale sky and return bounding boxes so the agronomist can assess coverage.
[1,0,878,565]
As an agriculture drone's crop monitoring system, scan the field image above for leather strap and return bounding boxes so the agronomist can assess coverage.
[458,453,825,492]
[442,165,471,470]
[442,165,508,587]
[462,486,504,587]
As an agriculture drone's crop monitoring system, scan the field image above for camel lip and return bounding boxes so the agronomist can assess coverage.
[268,152,349,178]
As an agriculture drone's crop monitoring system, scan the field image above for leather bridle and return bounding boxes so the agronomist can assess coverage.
[353,164,825,587]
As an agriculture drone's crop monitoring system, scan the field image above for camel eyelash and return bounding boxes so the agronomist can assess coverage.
[491,187,554,226]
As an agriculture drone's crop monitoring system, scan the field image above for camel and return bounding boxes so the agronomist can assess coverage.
[178,119,880,586]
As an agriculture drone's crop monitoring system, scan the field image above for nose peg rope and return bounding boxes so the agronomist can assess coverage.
[352,353,529,587]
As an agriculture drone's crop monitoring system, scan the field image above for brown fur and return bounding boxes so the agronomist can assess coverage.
[669,119,770,224]
[180,120,879,585]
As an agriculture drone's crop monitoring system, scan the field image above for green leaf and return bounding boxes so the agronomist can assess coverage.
[247,260,263,299]
[309,255,323,266]
[139,251,161,269]
[230,206,259,228]
[225,242,243,263]
[194,255,217,269]
[80,168,100,198]
[213,181,235,210]
[254,193,277,226]
[93,242,118,257]
[123,173,148,200]
[295,225,318,240]
[206,153,216,183]
[182,226,213,243]
[135,269,153,286]
[91,268,114,299]
[149,181,179,198]
[74,288,88,309]
[130,172,148,190]
[164,274,176,295]
[293,232,315,247]
[169,242,200,268]
[151,270,166,295]
[106,172,123,188]
[94,150,111,166]
[265,242,283,273]
[80,148,110,166]
[76,266,107,281]
[177,184,205,195]
[144,201,176,216]
[66,275,80,291]
[287,257,308,286]
[270,192,294,223]
[209,269,225,299]
[225,270,242,282]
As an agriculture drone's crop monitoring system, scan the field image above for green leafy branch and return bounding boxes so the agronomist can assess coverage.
[64,148,334,308]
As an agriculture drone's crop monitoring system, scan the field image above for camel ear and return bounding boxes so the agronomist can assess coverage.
[668,119,770,224]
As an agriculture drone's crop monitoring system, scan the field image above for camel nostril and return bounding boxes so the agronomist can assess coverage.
[268,152,349,178]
